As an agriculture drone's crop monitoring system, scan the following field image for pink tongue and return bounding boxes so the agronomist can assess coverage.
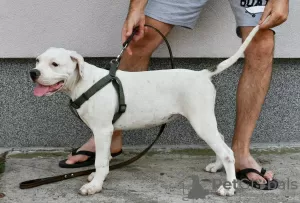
[33,82,63,96]
[34,84,50,97]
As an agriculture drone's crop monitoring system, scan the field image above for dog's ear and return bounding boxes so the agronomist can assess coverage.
[69,51,85,79]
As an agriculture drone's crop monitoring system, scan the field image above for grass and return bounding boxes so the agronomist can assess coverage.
[5,147,300,160]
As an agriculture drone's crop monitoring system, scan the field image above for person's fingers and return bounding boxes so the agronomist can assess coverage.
[132,20,145,42]
[122,20,134,55]
[133,35,140,42]
[122,13,145,54]
[126,20,134,37]
[260,13,281,29]
[121,24,127,44]
[259,5,272,25]
[138,20,145,39]
[126,46,133,55]
[260,1,289,29]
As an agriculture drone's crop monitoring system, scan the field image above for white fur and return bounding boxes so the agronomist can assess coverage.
[33,25,260,196]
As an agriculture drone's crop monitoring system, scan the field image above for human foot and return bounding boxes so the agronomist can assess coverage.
[65,140,95,165]
[60,133,122,167]
[235,154,274,184]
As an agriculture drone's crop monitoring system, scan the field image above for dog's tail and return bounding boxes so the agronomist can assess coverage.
[209,24,260,77]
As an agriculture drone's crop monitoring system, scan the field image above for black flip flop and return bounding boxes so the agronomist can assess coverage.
[111,149,123,157]
[59,148,123,168]
[236,168,278,190]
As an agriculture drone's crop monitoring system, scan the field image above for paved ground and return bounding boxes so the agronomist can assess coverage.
[1,147,300,203]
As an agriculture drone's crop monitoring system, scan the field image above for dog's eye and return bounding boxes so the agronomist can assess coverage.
[36,59,39,63]
[52,62,59,67]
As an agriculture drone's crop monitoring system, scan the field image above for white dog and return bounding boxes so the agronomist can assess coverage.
[30,25,260,196]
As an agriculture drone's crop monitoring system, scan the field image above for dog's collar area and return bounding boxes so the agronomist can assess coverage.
[69,25,174,124]
[69,28,141,123]
[69,59,127,123]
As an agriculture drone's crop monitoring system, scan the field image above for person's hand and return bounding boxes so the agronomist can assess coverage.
[259,0,289,29]
[122,9,147,55]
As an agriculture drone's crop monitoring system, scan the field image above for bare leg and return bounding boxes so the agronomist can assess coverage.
[65,17,173,165]
[232,27,275,183]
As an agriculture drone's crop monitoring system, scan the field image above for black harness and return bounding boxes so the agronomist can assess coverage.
[69,59,127,123]
[69,25,174,124]
[68,27,138,123]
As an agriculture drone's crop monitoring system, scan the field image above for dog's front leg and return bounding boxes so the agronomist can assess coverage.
[79,125,113,195]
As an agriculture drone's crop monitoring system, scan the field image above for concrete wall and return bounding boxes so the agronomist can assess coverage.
[0,0,299,58]
[1,58,299,147]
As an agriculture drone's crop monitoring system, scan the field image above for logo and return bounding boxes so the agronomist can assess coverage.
[166,175,299,202]
[167,175,210,201]
[240,0,268,17]
[245,6,265,17]
[240,0,268,7]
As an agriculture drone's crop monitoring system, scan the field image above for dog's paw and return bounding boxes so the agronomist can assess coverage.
[216,185,235,196]
[79,181,102,195]
[87,172,95,182]
[205,161,223,173]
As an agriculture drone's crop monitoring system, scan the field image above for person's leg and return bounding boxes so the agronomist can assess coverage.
[232,27,275,183]
[65,17,173,165]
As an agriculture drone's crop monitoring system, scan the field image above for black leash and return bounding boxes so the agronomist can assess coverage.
[19,24,174,189]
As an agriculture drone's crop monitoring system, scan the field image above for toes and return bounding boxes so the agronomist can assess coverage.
[65,155,87,165]
[247,173,267,184]
[79,181,102,196]
[264,171,274,181]
[205,162,223,173]
[65,157,76,165]
[217,186,235,196]
[205,163,218,173]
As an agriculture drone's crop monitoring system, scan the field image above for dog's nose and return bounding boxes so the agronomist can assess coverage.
[29,69,41,81]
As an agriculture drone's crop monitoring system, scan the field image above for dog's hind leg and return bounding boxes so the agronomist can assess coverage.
[187,112,236,196]
[205,132,225,173]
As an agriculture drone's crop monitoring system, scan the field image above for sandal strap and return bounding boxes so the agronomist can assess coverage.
[261,168,267,175]
[71,148,80,155]
[236,168,264,179]
[71,149,95,158]
[111,149,123,157]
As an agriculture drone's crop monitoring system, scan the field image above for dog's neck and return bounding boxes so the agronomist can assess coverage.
[62,62,109,101]
[62,69,81,98]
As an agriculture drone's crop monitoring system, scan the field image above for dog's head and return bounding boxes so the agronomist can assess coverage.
[30,47,85,96]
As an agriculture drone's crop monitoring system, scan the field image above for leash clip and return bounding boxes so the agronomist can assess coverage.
[116,47,126,62]
[116,26,139,62]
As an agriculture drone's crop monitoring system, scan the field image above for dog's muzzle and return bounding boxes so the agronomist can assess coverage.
[29,69,41,81]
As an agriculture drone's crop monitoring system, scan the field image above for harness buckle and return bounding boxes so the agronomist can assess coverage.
[119,104,127,113]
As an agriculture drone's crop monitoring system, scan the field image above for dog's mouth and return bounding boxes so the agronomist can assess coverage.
[33,81,64,97]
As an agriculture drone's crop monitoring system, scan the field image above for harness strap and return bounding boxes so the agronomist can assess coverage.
[70,60,126,123]
[70,74,112,109]
[112,77,126,123]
